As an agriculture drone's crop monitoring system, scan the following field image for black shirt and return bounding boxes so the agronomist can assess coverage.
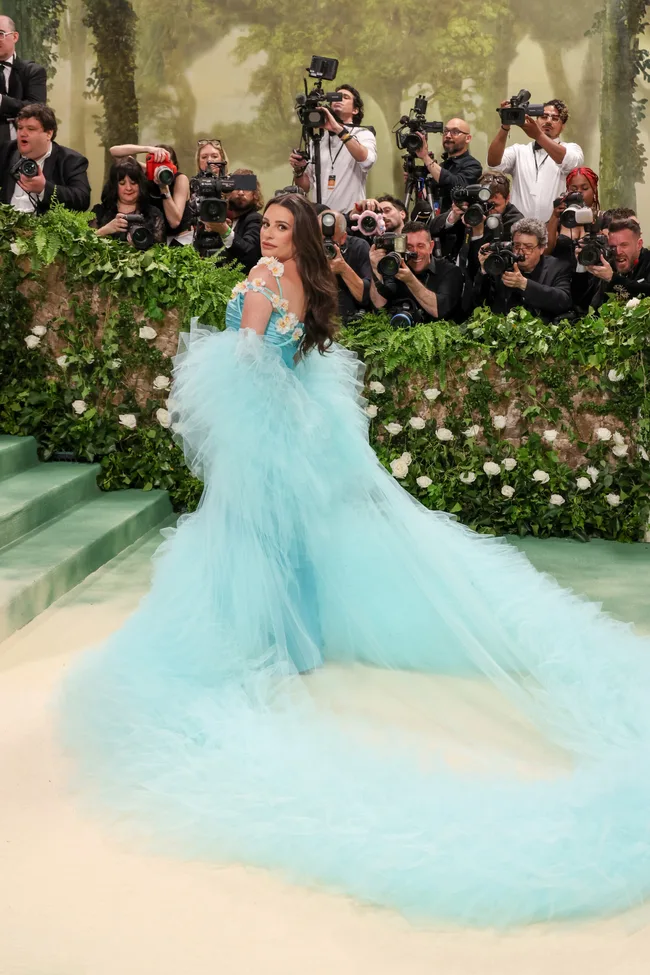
[432,150,483,213]
[335,235,372,323]
[380,257,464,323]
[473,254,572,321]
[90,202,166,245]
[572,247,650,313]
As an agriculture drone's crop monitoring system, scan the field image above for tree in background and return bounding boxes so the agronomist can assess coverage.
[58,0,89,154]
[2,0,65,74]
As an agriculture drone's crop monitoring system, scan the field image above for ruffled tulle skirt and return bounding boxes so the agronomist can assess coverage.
[60,323,650,927]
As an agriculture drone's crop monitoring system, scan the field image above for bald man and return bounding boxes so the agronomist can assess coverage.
[0,15,46,142]
[318,209,372,323]
[413,117,482,213]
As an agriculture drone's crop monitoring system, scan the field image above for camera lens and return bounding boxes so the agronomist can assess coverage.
[359,213,378,233]
[377,253,402,277]
[200,199,227,223]
[390,310,414,328]
[403,132,423,153]
[157,166,175,186]
[464,204,485,227]
[484,253,506,277]
[20,158,39,178]
[323,241,337,259]
[130,226,155,251]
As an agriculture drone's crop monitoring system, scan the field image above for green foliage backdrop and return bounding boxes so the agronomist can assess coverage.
[1,206,649,541]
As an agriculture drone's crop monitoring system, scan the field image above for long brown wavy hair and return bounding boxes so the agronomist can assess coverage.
[263,195,338,356]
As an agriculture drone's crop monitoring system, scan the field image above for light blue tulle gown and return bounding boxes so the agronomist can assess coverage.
[61,259,650,927]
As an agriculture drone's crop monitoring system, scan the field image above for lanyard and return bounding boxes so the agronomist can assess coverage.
[533,145,549,180]
[328,131,348,171]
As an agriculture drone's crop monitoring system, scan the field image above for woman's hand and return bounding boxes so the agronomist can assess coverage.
[97,214,129,236]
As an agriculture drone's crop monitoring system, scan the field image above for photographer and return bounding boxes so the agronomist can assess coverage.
[577,218,650,310]
[319,209,371,323]
[203,168,263,272]
[109,142,192,243]
[430,172,522,266]
[0,103,90,213]
[474,217,572,321]
[547,167,602,256]
[191,139,230,257]
[370,220,463,323]
[90,157,165,249]
[289,84,376,212]
[0,15,47,143]
[413,118,482,213]
[350,194,407,235]
[487,98,583,223]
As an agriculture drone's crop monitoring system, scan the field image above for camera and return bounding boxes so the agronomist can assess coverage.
[350,209,386,236]
[321,210,338,259]
[374,233,415,277]
[554,192,594,230]
[390,298,424,328]
[11,157,39,180]
[122,214,155,251]
[451,184,492,227]
[189,172,257,224]
[394,95,443,154]
[483,241,525,277]
[145,153,178,187]
[497,89,545,127]
[295,55,342,131]
[577,233,614,268]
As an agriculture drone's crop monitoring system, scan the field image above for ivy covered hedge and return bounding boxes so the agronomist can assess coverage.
[1,205,649,541]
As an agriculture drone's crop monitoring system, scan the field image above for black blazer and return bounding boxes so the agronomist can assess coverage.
[225,209,263,272]
[473,255,572,321]
[0,57,47,142]
[0,140,91,213]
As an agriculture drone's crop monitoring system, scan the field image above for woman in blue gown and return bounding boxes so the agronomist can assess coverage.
[61,194,650,927]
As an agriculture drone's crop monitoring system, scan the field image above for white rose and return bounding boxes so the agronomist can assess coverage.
[24,334,40,349]
[436,428,454,442]
[369,381,385,394]
[587,466,599,482]
[72,399,87,415]
[492,415,507,430]
[390,459,409,479]
[612,431,625,446]
[384,422,403,436]
[31,324,47,337]
[606,493,621,507]
[595,427,612,441]
[409,416,426,430]
[639,446,649,461]
[626,297,641,309]
[612,444,629,458]
[365,404,378,419]
[608,369,624,382]
[463,424,481,438]
[483,461,501,477]
[502,457,517,471]
[416,476,432,488]
[459,471,477,485]
[139,325,158,341]
[119,413,137,430]
[532,469,550,484]
[156,408,172,428]
[467,368,481,382]
[10,241,21,255]
[549,494,565,506]
[108,358,122,369]
[542,430,558,443]
[423,387,441,401]
[56,354,68,368]
[576,476,592,491]
[400,452,412,465]
[153,375,171,390]
[501,485,515,498]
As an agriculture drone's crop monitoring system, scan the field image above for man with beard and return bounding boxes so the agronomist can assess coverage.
[487,98,583,223]
[576,218,650,310]
[204,168,263,272]
[412,117,482,214]
[288,83,376,212]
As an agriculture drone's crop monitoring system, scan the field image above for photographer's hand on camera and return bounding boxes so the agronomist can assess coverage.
[327,242,348,276]
[585,254,614,282]
[501,263,528,291]
[96,213,129,237]
[17,165,45,196]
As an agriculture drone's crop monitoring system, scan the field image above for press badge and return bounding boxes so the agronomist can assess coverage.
[327,173,336,190]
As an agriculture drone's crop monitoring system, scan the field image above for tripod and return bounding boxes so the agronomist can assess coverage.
[299,126,325,205]
[402,153,436,216]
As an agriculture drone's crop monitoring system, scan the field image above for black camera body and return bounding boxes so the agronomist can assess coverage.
[497,89,545,127]
[395,96,443,155]
[451,184,492,227]
[390,298,425,328]
[190,172,257,224]
[321,210,338,259]
[483,241,525,277]
[374,232,416,277]
[121,213,155,251]
[295,55,342,131]
[577,234,614,268]
[554,192,595,230]
[11,157,39,180]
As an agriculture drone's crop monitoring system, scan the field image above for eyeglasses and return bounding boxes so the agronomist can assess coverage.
[0,30,17,39]
[514,242,540,253]
[540,114,561,121]
[443,128,469,137]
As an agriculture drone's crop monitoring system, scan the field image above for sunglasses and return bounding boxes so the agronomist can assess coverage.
[197,139,223,149]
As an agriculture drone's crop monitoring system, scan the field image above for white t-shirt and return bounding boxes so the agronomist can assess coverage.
[305,127,377,212]
[492,139,584,223]
[11,146,52,212]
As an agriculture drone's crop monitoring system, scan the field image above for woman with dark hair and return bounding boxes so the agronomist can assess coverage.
[90,157,165,246]
[109,142,191,242]
[63,195,650,929]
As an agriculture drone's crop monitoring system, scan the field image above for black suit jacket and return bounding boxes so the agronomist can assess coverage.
[473,254,572,321]
[227,209,262,272]
[0,140,91,213]
[336,234,372,323]
[0,57,47,142]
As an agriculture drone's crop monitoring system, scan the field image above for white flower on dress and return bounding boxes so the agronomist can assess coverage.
[501,485,515,498]
[31,324,47,337]
[423,387,440,401]
[532,469,550,483]
[369,381,386,394]
[576,476,592,491]
[291,327,304,342]
[502,457,517,471]
[639,446,649,461]
[390,458,409,479]
[400,452,412,465]
[230,281,247,298]
[436,427,454,442]
[72,399,87,415]
[416,475,432,488]
[492,415,507,430]
[153,375,171,390]
[156,408,172,428]
[608,369,624,382]
[384,422,403,436]
[612,430,625,446]
[270,294,289,313]
[119,413,137,430]
[275,312,299,335]
[56,354,68,368]
[612,444,629,458]
[459,471,477,485]
[258,256,284,277]
[249,277,267,292]
[139,325,157,341]
[483,461,500,477]
[365,404,378,419]
[542,429,558,443]
[626,297,641,309]
[408,416,426,430]
[463,424,481,438]
[24,334,40,348]
[587,466,599,482]
[606,493,621,507]
[595,426,612,441]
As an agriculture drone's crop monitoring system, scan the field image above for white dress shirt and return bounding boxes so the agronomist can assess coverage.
[11,145,52,212]
[492,139,584,223]
[1,53,16,140]
[305,127,377,212]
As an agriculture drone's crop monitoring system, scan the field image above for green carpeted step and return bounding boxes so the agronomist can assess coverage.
[0,462,101,550]
[0,489,172,641]
[0,436,38,480]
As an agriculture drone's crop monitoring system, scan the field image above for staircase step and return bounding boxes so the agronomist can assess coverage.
[0,462,101,550]
[0,489,172,642]
[0,436,38,480]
